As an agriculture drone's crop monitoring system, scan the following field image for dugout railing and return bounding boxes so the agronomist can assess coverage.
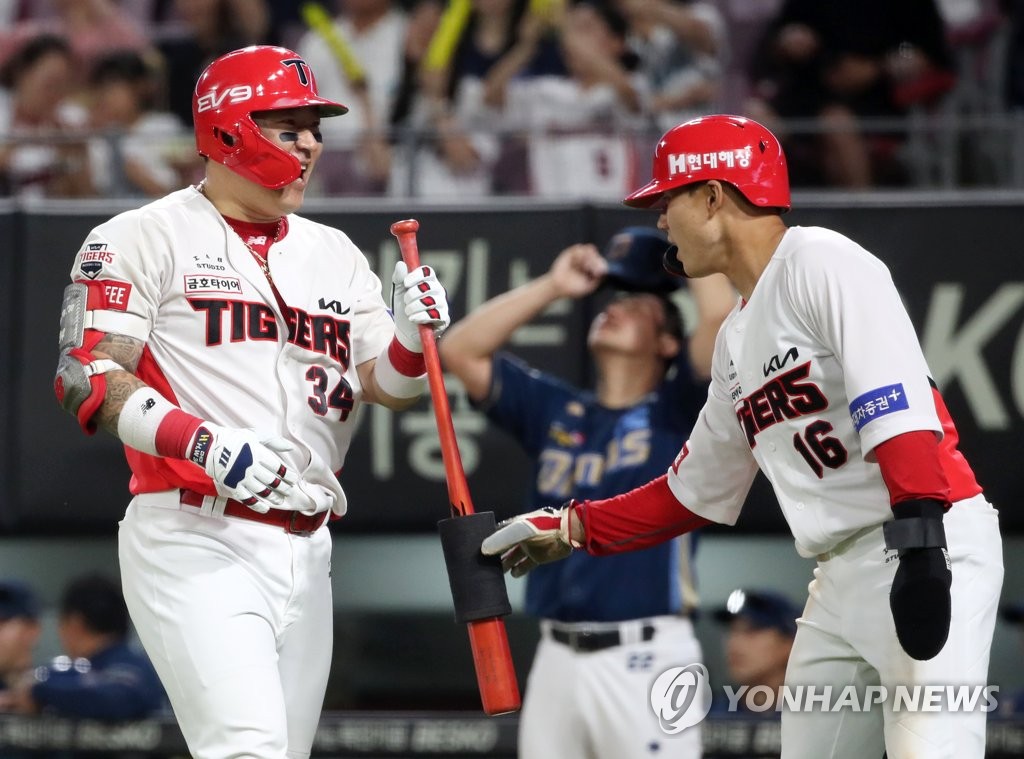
[5,111,1024,200]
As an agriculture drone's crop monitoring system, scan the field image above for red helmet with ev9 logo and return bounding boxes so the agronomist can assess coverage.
[624,114,791,211]
[192,45,348,189]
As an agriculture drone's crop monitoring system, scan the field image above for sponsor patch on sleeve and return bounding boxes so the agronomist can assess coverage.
[77,243,115,279]
[85,280,133,311]
[849,383,909,431]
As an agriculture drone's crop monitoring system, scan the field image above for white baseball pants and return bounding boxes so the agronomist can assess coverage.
[782,495,1003,759]
[518,615,703,759]
[119,495,334,759]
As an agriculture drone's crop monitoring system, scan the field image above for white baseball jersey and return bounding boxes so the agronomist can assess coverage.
[660,226,1003,759]
[69,185,395,516]
[666,226,943,557]
[73,185,397,758]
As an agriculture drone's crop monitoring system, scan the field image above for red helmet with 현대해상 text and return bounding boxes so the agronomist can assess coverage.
[623,114,791,211]
[192,45,348,189]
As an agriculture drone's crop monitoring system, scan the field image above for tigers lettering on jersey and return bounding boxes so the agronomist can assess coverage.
[189,298,352,367]
[735,361,828,447]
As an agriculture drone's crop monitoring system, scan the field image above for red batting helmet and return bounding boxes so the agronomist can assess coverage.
[193,45,348,189]
[624,114,790,211]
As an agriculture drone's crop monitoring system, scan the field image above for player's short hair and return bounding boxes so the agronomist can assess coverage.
[59,573,130,638]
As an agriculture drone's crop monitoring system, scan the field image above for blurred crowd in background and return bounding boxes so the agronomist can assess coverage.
[1,0,1023,200]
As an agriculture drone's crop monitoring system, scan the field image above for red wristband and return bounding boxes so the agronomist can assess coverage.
[155,409,204,459]
[387,337,426,377]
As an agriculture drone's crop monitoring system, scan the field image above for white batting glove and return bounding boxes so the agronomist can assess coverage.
[481,504,579,578]
[185,424,298,513]
[391,261,451,352]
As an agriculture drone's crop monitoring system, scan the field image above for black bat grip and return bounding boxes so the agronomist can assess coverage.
[438,512,513,624]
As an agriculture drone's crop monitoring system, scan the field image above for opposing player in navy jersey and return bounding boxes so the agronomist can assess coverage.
[439,229,735,758]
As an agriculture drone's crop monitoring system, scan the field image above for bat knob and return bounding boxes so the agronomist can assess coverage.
[390,219,420,236]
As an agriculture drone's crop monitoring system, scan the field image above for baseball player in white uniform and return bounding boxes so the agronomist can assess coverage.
[481,115,1004,759]
[53,45,450,759]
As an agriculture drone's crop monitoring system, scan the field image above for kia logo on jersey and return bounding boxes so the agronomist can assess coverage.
[318,297,350,315]
[763,346,799,377]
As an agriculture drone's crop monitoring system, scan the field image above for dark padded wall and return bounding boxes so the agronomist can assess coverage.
[5,200,1022,534]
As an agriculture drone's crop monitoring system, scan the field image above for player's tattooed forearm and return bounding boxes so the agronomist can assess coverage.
[93,333,144,373]
[91,334,146,435]
[95,371,146,435]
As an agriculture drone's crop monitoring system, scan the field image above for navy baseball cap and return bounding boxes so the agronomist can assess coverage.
[602,227,682,294]
[0,580,39,621]
[713,588,800,638]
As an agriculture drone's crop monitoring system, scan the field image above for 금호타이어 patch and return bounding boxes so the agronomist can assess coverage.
[849,384,909,431]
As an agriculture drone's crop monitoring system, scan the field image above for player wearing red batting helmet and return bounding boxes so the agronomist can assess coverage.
[56,44,451,758]
[483,114,1003,759]
[624,114,790,211]
[192,45,348,189]
[623,115,790,278]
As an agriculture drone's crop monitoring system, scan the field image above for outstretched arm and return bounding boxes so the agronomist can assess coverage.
[481,475,714,576]
[438,243,608,401]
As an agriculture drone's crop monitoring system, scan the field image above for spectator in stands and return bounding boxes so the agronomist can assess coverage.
[0,0,150,80]
[479,0,650,199]
[295,0,409,195]
[0,33,91,198]
[264,0,308,49]
[6,573,166,720]
[154,0,270,127]
[0,581,42,712]
[614,0,728,131]
[744,0,957,188]
[711,588,799,715]
[85,49,190,197]
[386,0,561,198]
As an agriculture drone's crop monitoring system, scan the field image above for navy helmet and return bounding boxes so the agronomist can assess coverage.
[713,588,800,638]
[602,227,683,294]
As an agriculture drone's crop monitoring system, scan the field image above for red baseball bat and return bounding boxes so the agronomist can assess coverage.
[390,219,521,716]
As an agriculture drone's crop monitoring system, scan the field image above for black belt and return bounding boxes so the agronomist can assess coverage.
[549,623,656,653]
